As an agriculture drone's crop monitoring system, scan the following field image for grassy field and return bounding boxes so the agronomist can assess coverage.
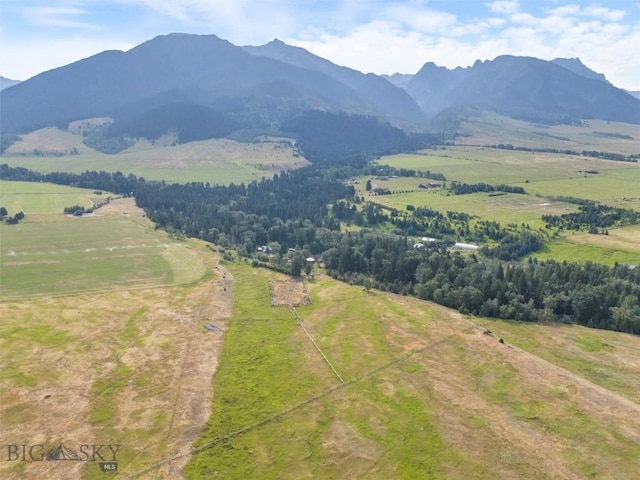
[453,110,640,154]
[362,129,640,264]
[2,181,639,480]
[184,261,640,479]
[2,127,309,184]
[0,180,100,215]
[381,148,640,207]
[0,190,231,479]
[530,226,640,265]
[0,189,205,299]
[0,245,231,479]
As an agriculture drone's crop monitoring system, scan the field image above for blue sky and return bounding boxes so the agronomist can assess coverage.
[2,0,639,90]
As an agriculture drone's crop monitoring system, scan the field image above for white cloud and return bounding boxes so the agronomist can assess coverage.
[384,4,457,34]
[486,1,520,15]
[546,4,581,17]
[450,18,506,37]
[582,5,627,22]
[117,0,300,40]
[24,5,102,30]
[510,12,536,25]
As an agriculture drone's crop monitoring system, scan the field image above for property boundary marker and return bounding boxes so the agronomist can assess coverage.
[290,306,344,384]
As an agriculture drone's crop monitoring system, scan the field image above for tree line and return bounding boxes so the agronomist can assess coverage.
[1,162,638,334]
[448,181,526,195]
[542,203,640,231]
[488,144,638,163]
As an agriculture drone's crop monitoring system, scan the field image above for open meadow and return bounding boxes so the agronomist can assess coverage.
[364,125,640,264]
[184,261,640,479]
[1,166,639,479]
[0,188,232,479]
[0,182,205,298]
[2,127,309,184]
[453,110,640,155]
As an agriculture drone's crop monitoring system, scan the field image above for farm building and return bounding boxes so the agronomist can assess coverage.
[454,242,479,251]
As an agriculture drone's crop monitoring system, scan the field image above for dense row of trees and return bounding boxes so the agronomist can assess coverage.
[322,233,639,333]
[1,162,638,334]
[448,181,526,195]
[362,164,447,181]
[480,231,543,261]
[82,128,135,154]
[543,203,640,231]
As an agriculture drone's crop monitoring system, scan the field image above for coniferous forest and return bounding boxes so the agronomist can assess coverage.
[2,113,639,334]
[3,152,638,335]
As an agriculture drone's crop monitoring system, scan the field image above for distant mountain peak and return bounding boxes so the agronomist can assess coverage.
[552,57,609,83]
[244,38,427,126]
[0,32,426,135]
[0,75,21,91]
[403,55,638,123]
[136,32,234,51]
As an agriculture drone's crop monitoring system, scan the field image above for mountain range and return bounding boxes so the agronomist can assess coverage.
[388,55,638,124]
[1,33,638,143]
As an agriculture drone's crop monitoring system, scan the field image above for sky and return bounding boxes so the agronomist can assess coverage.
[1,0,639,90]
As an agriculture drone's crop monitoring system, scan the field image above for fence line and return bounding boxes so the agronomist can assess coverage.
[290,306,344,384]
[123,316,493,479]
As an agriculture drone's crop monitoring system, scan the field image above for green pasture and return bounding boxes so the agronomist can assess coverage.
[2,153,303,185]
[371,144,640,263]
[381,147,640,207]
[531,231,640,266]
[186,261,640,479]
[359,178,575,227]
[0,181,99,214]
[2,128,308,184]
[0,199,204,299]
[186,263,468,479]
[454,111,640,154]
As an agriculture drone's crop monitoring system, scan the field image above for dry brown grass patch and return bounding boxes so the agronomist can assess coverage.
[269,279,311,307]
[0,243,232,479]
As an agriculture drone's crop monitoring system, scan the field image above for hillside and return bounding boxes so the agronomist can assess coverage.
[185,263,640,479]
[244,39,426,127]
[0,127,309,184]
[0,34,424,137]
